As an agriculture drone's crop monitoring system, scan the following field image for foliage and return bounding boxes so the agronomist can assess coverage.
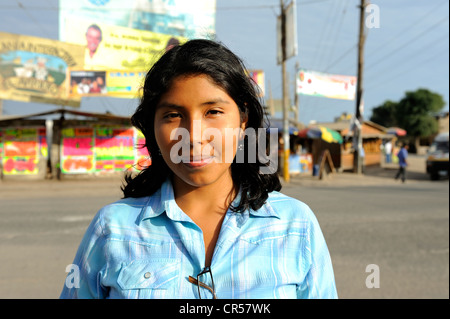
[370,88,445,137]
[369,100,398,128]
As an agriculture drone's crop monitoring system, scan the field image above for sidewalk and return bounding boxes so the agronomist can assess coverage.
[0,155,432,197]
[282,155,430,188]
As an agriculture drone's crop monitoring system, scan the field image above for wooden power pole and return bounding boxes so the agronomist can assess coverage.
[354,0,367,174]
[280,0,290,182]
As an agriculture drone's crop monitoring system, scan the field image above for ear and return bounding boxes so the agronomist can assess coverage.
[240,105,249,131]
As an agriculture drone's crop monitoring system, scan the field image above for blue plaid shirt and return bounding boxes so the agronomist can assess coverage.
[60,178,337,299]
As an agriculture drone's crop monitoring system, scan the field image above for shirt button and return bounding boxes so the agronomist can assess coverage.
[144,272,151,279]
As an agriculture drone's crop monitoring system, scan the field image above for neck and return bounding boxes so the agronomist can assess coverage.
[172,172,237,217]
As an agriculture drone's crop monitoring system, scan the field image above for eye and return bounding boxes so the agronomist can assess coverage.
[163,112,182,119]
[206,109,223,116]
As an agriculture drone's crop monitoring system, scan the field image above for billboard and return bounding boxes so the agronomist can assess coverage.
[94,127,135,172]
[61,127,95,174]
[60,126,151,174]
[68,70,145,98]
[0,32,84,107]
[62,17,186,71]
[59,0,216,40]
[0,127,45,175]
[247,69,265,97]
[296,69,357,101]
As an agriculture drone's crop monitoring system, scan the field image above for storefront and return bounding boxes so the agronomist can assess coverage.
[0,109,150,180]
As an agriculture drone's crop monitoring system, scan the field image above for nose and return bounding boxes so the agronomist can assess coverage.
[185,118,206,149]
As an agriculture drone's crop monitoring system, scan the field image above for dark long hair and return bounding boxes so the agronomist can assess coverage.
[122,39,281,213]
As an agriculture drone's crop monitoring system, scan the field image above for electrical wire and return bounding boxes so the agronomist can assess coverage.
[366,44,449,91]
[365,15,449,71]
[310,0,339,70]
[314,0,348,71]
[327,1,449,74]
[322,0,351,72]
[365,32,449,84]
[14,0,52,38]
[366,0,448,58]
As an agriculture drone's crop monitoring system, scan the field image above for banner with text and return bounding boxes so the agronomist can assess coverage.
[60,126,150,174]
[0,127,47,175]
[62,17,186,71]
[59,0,216,40]
[68,70,146,98]
[0,32,84,107]
[296,69,356,100]
[247,69,265,98]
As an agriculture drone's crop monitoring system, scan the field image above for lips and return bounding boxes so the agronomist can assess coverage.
[181,156,215,168]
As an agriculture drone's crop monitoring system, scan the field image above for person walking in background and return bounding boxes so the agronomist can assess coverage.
[384,140,392,164]
[395,143,409,183]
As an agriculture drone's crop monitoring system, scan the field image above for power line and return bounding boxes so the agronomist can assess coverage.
[366,46,449,91]
[0,0,333,11]
[324,43,357,72]
[366,32,449,82]
[365,15,449,71]
[14,0,52,38]
[366,0,448,58]
[310,0,339,70]
[335,2,449,73]
[322,0,351,72]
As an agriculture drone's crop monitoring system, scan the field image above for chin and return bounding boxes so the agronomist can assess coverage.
[171,163,233,189]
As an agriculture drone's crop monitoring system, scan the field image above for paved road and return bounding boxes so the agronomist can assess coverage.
[0,155,448,298]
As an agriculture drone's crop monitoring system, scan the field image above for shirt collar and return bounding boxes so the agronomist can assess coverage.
[139,178,191,223]
[138,178,280,225]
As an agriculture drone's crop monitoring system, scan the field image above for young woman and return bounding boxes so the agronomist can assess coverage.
[60,39,337,299]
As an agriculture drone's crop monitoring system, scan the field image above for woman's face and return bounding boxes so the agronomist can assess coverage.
[154,74,247,190]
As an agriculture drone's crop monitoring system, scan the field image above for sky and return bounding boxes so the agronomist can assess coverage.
[0,0,449,126]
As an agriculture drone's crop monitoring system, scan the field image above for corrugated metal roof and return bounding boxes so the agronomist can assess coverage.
[0,108,130,122]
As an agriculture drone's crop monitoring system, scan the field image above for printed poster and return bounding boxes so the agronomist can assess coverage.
[59,0,216,40]
[60,126,151,174]
[68,69,146,98]
[247,69,265,97]
[94,127,135,172]
[61,127,95,174]
[0,32,84,107]
[1,128,40,175]
[62,17,186,71]
[296,69,357,101]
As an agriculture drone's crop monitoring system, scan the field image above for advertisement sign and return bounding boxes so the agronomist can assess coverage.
[61,127,95,174]
[68,69,145,98]
[296,69,357,100]
[135,130,152,170]
[60,126,151,174]
[0,32,84,107]
[59,0,216,39]
[94,128,135,172]
[1,128,40,175]
[247,70,265,97]
[62,18,186,71]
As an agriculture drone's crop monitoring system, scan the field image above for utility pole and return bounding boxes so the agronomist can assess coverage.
[294,61,299,121]
[280,0,290,182]
[354,0,366,174]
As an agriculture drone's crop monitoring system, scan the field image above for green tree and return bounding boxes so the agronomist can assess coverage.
[370,100,398,128]
[370,88,446,149]
[395,88,445,138]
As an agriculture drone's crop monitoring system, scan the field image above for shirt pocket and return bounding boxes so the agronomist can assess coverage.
[117,258,180,298]
[236,231,308,298]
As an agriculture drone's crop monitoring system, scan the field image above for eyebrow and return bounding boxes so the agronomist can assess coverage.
[157,98,231,110]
